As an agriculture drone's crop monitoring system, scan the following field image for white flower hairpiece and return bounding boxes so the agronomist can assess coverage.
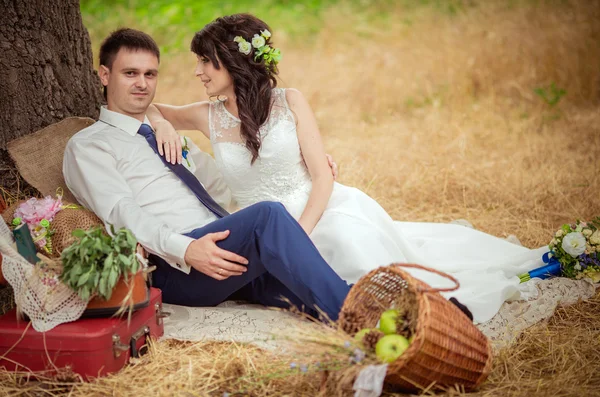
[233,29,281,68]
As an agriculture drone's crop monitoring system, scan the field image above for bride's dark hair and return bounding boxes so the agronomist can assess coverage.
[191,13,279,164]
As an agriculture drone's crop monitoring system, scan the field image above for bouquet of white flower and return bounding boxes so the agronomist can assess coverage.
[519,218,600,283]
[549,218,600,281]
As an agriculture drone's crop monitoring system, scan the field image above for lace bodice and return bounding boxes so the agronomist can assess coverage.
[209,88,312,218]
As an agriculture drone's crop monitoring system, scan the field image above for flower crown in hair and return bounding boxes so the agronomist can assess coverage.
[234,29,282,67]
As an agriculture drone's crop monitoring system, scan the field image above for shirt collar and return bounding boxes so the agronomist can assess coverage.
[99,106,152,136]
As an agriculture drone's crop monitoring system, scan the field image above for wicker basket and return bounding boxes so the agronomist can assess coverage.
[338,263,493,393]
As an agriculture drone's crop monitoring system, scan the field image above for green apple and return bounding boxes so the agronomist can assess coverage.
[354,328,372,344]
[379,309,399,335]
[375,334,410,363]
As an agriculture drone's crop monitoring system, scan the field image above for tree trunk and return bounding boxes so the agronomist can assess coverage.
[0,0,103,197]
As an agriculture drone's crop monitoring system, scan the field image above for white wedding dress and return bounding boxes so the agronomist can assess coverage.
[209,88,549,324]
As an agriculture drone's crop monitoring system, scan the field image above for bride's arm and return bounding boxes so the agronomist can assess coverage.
[286,88,334,235]
[147,102,235,210]
[146,102,210,164]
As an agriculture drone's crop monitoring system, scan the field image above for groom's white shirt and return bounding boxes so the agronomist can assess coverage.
[63,106,233,274]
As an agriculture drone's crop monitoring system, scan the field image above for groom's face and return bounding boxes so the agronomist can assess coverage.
[99,48,159,121]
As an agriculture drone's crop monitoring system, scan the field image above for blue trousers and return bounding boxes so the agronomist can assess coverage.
[151,202,350,320]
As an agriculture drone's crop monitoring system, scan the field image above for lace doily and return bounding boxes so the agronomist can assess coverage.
[160,276,597,351]
[0,219,87,332]
[478,277,597,349]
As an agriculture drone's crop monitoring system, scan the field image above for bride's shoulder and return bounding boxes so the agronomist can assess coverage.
[280,88,309,111]
[271,87,301,99]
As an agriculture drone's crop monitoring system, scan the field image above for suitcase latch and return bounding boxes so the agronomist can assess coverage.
[112,326,151,359]
[155,302,170,326]
[112,334,129,358]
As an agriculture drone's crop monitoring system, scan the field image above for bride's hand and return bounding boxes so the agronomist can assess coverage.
[154,119,183,165]
[298,220,314,236]
[326,154,338,180]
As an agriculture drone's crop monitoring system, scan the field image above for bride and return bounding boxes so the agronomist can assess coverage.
[147,13,549,324]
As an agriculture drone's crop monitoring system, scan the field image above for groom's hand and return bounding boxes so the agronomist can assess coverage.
[184,230,249,280]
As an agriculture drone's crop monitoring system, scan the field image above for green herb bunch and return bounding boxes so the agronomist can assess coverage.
[60,226,139,301]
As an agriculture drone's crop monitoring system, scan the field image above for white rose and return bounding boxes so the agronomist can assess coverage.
[233,36,244,43]
[261,29,272,39]
[561,232,586,257]
[583,228,593,237]
[555,230,564,238]
[251,34,266,49]
[590,230,600,245]
[238,41,252,55]
[550,238,558,246]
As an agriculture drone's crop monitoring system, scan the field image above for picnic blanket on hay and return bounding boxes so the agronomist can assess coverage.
[2,117,596,347]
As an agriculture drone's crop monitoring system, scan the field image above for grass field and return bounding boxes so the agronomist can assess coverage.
[3,0,599,395]
[81,0,599,248]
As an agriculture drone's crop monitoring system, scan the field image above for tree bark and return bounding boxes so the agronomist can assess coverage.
[0,0,103,196]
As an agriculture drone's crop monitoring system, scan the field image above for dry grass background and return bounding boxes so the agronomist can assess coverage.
[157,0,600,248]
[2,0,600,395]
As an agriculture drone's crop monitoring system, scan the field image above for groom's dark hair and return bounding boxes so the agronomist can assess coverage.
[98,28,160,99]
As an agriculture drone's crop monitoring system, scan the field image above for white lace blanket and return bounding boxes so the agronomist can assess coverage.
[161,277,597,350]
[2,214,596,343]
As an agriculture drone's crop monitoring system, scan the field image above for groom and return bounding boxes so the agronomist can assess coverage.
[63,28,350,320]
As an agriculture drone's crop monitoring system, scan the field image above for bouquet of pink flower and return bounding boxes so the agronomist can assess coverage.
[519,217,600,283]
[12,195,64,254]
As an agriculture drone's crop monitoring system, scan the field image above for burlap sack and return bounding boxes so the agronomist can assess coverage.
[7,117,95,204]
[51,208,103,256]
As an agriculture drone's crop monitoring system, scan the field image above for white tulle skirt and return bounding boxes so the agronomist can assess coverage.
[282,182,548,324]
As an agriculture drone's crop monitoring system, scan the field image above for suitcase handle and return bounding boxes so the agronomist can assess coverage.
[112,326,150,359]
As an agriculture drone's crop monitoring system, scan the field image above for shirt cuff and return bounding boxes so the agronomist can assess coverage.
[165,233,195,274]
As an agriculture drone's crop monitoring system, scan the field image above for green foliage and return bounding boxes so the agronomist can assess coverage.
[60,226,139,301]
[534,82,566,107]
[79,0,465,55]
[80,0,331,54]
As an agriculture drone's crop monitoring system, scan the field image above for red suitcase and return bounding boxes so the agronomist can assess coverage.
[0,287,166,379]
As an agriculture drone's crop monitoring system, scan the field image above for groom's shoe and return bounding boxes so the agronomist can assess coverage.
[449,297,473,321]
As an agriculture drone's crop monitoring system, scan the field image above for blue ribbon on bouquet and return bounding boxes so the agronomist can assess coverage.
[518,251,562,283]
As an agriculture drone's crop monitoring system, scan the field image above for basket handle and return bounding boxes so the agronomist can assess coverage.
[392,263,460,293]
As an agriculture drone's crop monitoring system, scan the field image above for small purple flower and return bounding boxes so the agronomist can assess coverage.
[300,364,308,373]
[290,362,297,369]
[344,341,351,348]
[352,348,366,363]
[222,393,230,397]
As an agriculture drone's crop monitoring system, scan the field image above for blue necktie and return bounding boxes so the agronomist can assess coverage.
[137,123,229,218]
